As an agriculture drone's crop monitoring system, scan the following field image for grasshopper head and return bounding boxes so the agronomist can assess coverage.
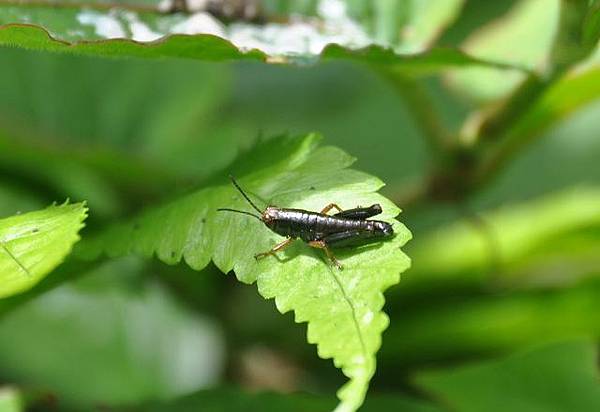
[261,206,279,225]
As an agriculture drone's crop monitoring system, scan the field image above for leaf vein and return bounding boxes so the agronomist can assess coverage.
[0,241,30,277]
[327,264,367,364]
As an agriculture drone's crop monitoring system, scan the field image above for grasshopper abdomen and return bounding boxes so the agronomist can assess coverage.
[263,207,392,243]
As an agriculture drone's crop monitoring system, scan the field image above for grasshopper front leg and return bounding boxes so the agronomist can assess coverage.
[254,237,294,260]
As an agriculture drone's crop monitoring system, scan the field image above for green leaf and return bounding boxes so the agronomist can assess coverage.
[503,67,600,152]
[447,0,561,101]
[0,23,265,61]
[0,50,237,211]
[415,340,600,412]
[344,0,465,52]
[79,134,412,412]
[583,1,600,46]
[0,5,528,74]
[124,387,443,412]
[321,45,528,76]
[0,1,463,54]
[0,202,87,299]
[0,257,224,407]
[383,278,600,366]
[0,387,23,412]
[390,0,466,53]
[549,0,600,72]
[407,186,600,289]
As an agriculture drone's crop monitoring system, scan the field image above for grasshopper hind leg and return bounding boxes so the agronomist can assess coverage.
[334,204,382,220]
[320,203,344,215]
[308,240,343,270]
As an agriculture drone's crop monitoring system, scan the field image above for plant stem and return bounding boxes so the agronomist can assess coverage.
[394,0,598,207]
[381,69,450,160]
[469,0,595,188]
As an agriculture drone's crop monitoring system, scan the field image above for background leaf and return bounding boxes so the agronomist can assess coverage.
[0,257,224,407]
[123,387,442,412]
[0,3,527,74]
[344,0,465,52]
[446,0,561,101]
[0,387,23,412]
[0,202,87,298]
[416,340,600,412]
[583,1,600,46]
[0,23,265,60]
[383,278,600,367]
[496,67,600,159]
[321,45,527,75]
[79,134,411,412]
[407,186,600,290]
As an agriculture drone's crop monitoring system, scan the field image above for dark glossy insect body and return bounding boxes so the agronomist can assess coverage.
[262,207,393,246]
[218,176,394,269]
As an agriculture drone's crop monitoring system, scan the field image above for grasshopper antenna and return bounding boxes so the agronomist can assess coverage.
[228,175,263,214]
[217,208,262,220]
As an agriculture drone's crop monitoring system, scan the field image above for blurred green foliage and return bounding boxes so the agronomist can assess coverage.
[0,0,599,411]
[416,340,600,412]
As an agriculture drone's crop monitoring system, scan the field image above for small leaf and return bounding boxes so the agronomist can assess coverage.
[415,340,600,412]
[0,202,87,298]
[79,134,411,412]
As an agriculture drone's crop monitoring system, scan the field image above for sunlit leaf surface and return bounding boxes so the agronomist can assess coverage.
[79,134,411,412]
[0,202,87,298]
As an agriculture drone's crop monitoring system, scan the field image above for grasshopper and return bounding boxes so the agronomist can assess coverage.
[218,176,394,269]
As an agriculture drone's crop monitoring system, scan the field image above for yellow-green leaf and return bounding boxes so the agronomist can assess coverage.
[0,202,88,298]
